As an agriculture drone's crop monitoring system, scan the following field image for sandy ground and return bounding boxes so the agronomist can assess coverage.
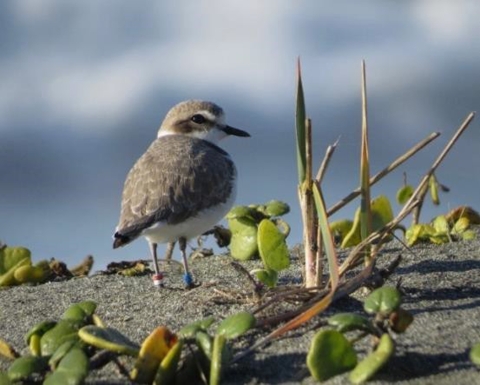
[1,227,480,384]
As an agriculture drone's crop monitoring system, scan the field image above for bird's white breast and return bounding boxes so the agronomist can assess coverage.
[141,181,237,244]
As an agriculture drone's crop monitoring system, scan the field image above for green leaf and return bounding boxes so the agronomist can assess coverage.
[25,320,57,356]
[349,333,394,384]
[178,316,215,339]
[77,301,97,316]
[396,185,414,205]
[257,219,290,271]
[228,217,258,261]
[470,343,480,366]
[78,325,139,356]
[429,232,449,245]
[210,334,227,385]
[429,174,440,205]
[13,260,51,284]
[44,348,88,385]
[371,195,394,233]
[0,372,12,385]
[7,356,49,382]
[307,330,357,382]
[195,331,213,361]
[61,301,97,323]
[0,246,31,273]
[328,313,375,334]
[364,286,401,316]
[216,312,256,340]
[226,205,256,220]
[341,196,394,248]
[255,269,278,288]
[461,230,476,241]
[432,215,450,235]
[48,340,78,370]
[0,247,32,286]
[25,321,57,345]
[312,183,339,289]
[264,200,290,217]
[341,209,362,248]
[452,217,470,235]
[330,219,354,245]
[155,340,184,385]
[131,326,178,384]
[40,320,80,356]
[405,224,436,246]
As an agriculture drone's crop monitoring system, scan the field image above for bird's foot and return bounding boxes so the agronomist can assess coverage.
[152,273,164,288]
[183,273,195,289]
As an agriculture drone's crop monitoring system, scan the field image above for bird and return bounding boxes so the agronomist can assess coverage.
[113,100,250,288]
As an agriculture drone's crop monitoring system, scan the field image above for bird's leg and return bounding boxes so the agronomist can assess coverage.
[179,237,194,288]
[149,242,163,287]
[165,241,175,260]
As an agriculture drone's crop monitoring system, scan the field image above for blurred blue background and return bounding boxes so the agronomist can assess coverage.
[1,1,479,270]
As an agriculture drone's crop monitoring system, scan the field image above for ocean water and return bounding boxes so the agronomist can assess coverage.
[1,1,479,270]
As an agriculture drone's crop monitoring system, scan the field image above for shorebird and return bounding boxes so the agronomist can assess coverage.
[113,100,250,288]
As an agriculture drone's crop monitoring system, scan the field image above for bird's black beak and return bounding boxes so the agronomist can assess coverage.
[223,125,251,137]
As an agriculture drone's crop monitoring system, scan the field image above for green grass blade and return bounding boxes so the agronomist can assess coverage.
[295,58,306,184]
[312,182,339,288]
[359,60,372,246]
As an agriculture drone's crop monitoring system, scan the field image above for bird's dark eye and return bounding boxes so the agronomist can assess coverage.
[191,114,206,124]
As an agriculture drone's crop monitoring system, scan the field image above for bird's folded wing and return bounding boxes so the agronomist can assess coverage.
[114,137,235,242]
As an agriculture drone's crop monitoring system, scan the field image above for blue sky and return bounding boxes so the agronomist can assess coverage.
[1,1,479,270]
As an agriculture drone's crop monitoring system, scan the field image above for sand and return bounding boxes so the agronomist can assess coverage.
[1,227,480,384]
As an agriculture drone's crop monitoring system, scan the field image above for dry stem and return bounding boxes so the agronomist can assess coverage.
[300,118,319,288]
[328,132,440,216]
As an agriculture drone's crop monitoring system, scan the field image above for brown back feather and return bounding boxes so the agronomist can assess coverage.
[114,135,235,242]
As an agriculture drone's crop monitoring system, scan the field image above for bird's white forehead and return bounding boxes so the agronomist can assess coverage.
[156,100,227,139]
[165,100,224,120]
[197,109,225,125]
